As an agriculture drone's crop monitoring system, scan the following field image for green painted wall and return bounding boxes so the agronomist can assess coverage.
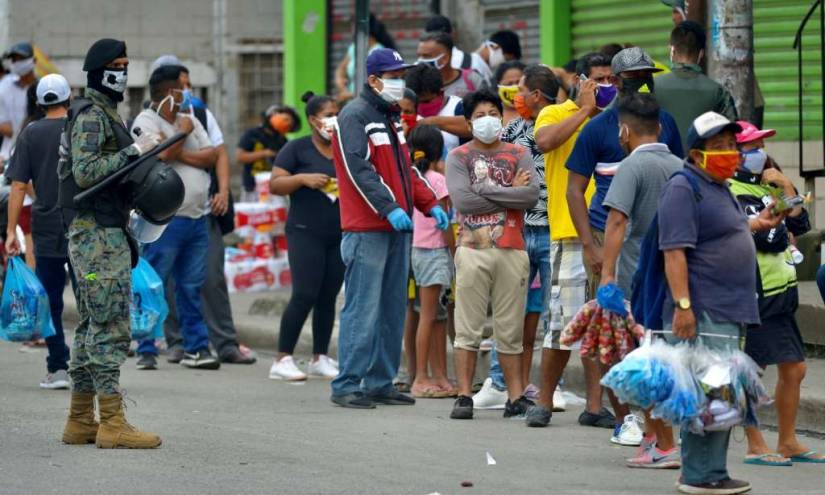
[540,0,572,66]
[283,0,327,137]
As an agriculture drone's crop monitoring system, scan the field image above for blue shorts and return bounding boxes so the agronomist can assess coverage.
[524,226,551,314]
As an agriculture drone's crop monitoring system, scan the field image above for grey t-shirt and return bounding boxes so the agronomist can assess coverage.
[6,117,67,258]
[602,143,683,294]
[444,69,485,99]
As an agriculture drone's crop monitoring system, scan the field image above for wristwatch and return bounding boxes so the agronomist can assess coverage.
[675,297,691,311]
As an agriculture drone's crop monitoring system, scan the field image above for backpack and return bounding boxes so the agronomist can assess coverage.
[459,50,473,70]
[630,170,702,330]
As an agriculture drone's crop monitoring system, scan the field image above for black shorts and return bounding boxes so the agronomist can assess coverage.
[744,314,805,367]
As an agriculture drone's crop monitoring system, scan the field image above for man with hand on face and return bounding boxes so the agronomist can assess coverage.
[329,48,449,409]
[132,64,219,371]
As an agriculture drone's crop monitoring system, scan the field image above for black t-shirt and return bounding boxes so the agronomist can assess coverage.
[6,117,67,258]
[273,136,340,234]
[238,126,287,192]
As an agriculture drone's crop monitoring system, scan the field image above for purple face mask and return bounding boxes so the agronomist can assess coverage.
[596,83,618,109]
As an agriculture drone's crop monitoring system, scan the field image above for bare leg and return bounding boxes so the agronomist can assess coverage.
[25,233,35,269]
[775,361,823,459]
[582,356,603,414]
[454,348,478,397]
[536,348,571,410]
[412,286,441,392]
[402,303,419,384]
[652,418,675,451]
[522,312,540,388]
[430,321,452,390]
[745,426,774,456]
[600,361,630,420]
[498,352,525,402]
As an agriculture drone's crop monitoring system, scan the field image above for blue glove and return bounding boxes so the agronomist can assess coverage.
[596,282,627,317]
[429,205,450,231]
[387,208,413,232]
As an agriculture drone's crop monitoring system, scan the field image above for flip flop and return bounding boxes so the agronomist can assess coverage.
[744,453,792,467]
[411,387,441,398]
[790,450,825,463]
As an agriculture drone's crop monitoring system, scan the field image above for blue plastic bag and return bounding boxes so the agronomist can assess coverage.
[130,258,168,341]
[0,257,56,342]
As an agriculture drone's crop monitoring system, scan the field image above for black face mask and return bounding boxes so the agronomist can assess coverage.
[87,67,127,103]
[620,75,655,95]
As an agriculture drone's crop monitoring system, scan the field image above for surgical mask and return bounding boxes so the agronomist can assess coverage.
[10,57,34,76]
[417,95,444,118]
[376,78,405,104]
[471,115,502,144]
[316,116,337,141]
[155,94,178,115]
[488,45,505,70]
[180,89,192,112]
[513,94,532,120]
[417,54,446,70]
[741,148,768,175]
[102,69,128,93]
[697,150,741,180]
[596,83,618,109]
[498,85,518,108]
[620,75,654,95]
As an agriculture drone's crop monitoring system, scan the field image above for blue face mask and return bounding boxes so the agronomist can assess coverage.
[741,148,768,175]
[180,89,192,112]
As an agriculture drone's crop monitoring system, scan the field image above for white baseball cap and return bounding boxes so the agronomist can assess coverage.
[36,73,71,105]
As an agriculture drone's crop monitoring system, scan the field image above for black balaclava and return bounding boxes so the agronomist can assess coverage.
[83,38,128,102]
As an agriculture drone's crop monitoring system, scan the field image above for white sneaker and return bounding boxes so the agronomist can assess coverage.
[327,356,339,367]
[268,356,308,381]
[308,355,339,379]
[472,377,507,410]
[611,414,645,446]
[552,387,567,412]
[40,369,70,389]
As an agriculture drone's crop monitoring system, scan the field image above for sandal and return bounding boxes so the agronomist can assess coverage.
[411,386,441,398]
[789,450,825,463]
[744,453,792,467]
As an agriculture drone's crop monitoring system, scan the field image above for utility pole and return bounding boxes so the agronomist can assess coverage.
[707,0,754,122]
[354,0,370,96]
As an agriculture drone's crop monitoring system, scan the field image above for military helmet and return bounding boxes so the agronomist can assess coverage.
[122,158,184,225]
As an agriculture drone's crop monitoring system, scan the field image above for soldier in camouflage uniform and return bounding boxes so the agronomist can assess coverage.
[60,38,162,449]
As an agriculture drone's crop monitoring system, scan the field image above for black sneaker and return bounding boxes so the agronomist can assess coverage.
[331,392,376,409]
[525,405,552,427]
[677,478,751,494]
[450,395,474,420]
[220,346,257,364]
[180,349,221,370]
[578,407,616,429]
[166,346,184,364]
[504,395,535,419]
[368,389,416,405]
[136,353,157,370]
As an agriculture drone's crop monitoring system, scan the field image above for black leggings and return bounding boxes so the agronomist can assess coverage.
[278,228,345,355]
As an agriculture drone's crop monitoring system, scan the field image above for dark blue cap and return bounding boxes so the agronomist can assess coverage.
[4,41,33,59]
[366,48,412,76]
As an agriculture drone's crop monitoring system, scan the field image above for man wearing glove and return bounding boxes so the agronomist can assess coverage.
[330,48,444,409]
[58,38,161,449]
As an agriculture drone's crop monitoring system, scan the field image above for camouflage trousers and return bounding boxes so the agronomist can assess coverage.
[67,215,132,394]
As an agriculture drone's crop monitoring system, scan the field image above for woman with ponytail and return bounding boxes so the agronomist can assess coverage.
[268,91,343,381]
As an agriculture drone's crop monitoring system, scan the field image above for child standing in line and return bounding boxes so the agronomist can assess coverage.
[409,125,456,398]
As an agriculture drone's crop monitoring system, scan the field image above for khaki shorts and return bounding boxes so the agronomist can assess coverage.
[584,227,605,301]
[453,247,529,355]
[543,239,587,351]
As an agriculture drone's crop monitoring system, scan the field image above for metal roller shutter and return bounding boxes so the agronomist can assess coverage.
[481,0,541,64]
[754,0,822,140]
[571,0,672,62]
[327,0,434,94]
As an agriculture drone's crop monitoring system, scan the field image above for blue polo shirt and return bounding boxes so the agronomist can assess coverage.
[565,106,684,232]
[658,163,760,326]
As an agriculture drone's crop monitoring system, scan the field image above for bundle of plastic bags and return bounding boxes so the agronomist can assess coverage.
[560,292,644,364]
[0,257,56,342]
[130,258,168,341]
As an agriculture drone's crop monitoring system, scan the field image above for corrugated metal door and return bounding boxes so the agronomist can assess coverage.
[754,0,822,140]
[571,0,672,64]
[327,0,434,93]
[481,0,541,64]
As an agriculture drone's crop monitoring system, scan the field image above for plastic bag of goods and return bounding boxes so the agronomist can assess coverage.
[0,257,56,342]
[130,258,169,341]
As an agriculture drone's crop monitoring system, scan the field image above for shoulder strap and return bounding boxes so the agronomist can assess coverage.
[670,169,702,201]
[460,50,472,69]
[193,106,208,130]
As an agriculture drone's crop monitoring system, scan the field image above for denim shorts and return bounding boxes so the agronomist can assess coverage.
[411,247,453,287]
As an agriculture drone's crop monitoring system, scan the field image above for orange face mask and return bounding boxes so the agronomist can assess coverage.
[269,114,292,135]
[698,150,741,180]
[513,93,532,120]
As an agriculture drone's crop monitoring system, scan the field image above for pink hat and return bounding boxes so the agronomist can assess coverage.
[735,120,776,144]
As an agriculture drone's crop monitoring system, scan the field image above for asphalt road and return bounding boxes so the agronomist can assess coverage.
[2,341,825,495]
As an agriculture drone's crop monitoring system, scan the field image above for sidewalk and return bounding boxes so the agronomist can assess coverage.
[62,283,825,433]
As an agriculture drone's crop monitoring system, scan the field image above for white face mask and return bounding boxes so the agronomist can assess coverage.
[102,69,128,93]
[155,94,178,115]
[417,54,446,70]
[376,78,405,104]
[742,148,768,175]
[471,115,503,144]
[317,116,337,141]
[10,57,35,76]
[488,45,505,70]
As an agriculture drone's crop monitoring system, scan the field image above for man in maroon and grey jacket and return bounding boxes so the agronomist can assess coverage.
[330,48,450,409]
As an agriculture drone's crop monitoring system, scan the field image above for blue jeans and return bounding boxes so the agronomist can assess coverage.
[666,312,743,486]
[138,216,210,355]
[817,264,825,304]
[489,226,551,390]
[36,256,76,373]
[331,232,410,397]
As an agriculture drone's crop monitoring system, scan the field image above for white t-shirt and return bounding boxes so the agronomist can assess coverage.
[131,110,213,219]
[438,95,462,154]
[0,74,32,161]
[204,108,224,146]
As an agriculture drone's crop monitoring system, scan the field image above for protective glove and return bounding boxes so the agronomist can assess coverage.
[596,281,627,317]
[429,205,450,231]
[130,133,161,155]
[387,207,413,232]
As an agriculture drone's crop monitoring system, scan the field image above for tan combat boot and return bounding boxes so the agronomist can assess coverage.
[95,393,162,449]
[62,392,99,444]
